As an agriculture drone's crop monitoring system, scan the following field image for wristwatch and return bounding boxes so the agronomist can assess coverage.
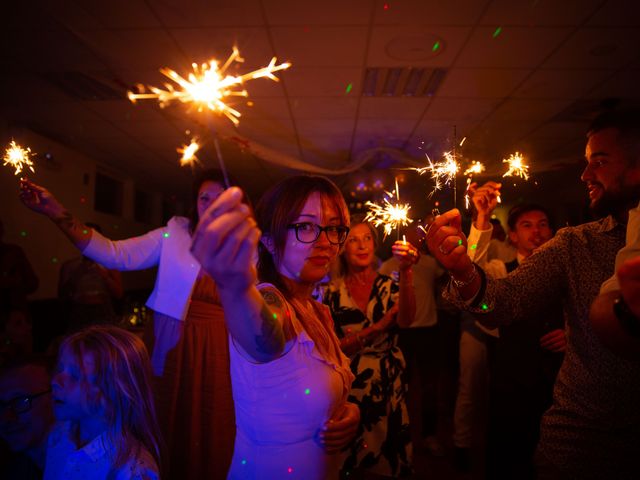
[613,295,640,338]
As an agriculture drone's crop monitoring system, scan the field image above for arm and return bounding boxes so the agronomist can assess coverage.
[190,187,286,363]
[339,304,399,356]
[19,178,93,250]
[391,240,417,328]
[589,257,640,360]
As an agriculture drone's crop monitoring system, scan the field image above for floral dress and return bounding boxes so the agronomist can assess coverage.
[324,274,412,477]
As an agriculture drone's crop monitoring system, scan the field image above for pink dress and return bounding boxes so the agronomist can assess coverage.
[227,285,354,480]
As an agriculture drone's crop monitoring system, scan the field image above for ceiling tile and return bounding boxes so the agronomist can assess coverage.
[284,67,362,96]
[586,0,640,27]
[263,0,372,25]
[480,0,601,27]
[456,26,571,68]
[296,119,356,138]
[438,68,530,98]
[423,98,498,122]
[584,69,640,100]
[149,0,263,28]
[368,26,471,67]
[270,26,368,67]
[291,97,358,118]
[373,0,487,26]
[358,97,431,119]
[79,0,161,29]
[543,27,640,69]
[512,69,614,99]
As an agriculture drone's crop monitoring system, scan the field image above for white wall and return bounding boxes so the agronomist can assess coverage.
[1,126,183,300]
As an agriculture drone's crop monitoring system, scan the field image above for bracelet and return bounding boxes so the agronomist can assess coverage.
[613,295,640,338]
[450,265,478,289]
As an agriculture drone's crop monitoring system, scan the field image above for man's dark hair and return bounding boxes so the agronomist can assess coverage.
[507,204,554,232]
[588,109,640,166]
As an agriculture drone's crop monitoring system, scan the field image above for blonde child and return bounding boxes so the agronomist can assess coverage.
[44,325,162,479]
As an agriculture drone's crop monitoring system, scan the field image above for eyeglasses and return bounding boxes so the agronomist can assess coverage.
[287,223,350,245]
[0,389,51,415]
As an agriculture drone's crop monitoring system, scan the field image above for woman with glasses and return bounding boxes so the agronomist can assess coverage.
[190,175,360,479]
[323,219,418,478]
[19,170,238,479]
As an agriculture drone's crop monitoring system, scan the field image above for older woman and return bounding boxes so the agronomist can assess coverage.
[190,175,360,479]
[323,220,417,477]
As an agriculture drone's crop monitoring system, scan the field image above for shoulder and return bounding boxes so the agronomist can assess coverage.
[114,448,159,480]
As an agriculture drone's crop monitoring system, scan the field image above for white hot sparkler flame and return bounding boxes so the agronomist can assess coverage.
[3,141,35,176]
[128,47,291,126]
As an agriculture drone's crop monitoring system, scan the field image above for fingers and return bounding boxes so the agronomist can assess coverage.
[197,186,245,228]
[191,205,252,259]
[392,240,418,265]
[540,329,566,352]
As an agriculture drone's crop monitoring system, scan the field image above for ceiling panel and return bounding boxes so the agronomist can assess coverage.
[291,97,358,119]
[358,97,431,119]
[283,67,362,96]
[480,0,601,27]
[263,0,372,25]
[512,69,614,99]
[149,0,264,28]
[438,68,530,98]
[372,0,488,26]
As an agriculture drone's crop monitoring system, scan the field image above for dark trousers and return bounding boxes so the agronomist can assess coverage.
[398,325,441,437]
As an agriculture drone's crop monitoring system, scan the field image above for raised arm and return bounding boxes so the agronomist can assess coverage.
[19,178,93,250]
[390,240,417,328]
[190,187,286,363]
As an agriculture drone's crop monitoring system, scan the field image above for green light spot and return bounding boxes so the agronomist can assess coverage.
[345,83,353,94]
[481,303,488,311]
[432,41,440,52]
[273,313,277,320]
[470,244,477,250]
[20,231,27,237]
[52,257,58,263]
[493,26,502,38]
[82,229,88,235]
[163,232,170,238]
[458,239,463,246]
[304,388,310,395]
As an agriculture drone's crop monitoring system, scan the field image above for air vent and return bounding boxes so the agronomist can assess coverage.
[362,67,447,97]
[42,71,124,101]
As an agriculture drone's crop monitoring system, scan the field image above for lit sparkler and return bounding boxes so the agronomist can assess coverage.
[176,138,200,166]
[412,151,460,198]
[3,141,35,176]
[502,151,530,181]
[364,178,413,239]
[463,161,486,209]
[128,48,291,126]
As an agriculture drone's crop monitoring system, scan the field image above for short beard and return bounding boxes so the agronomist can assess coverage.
[590,183,640,219]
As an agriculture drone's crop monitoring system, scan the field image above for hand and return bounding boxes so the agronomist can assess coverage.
[540,328,566,353]
[374,303,399,332]
[425,209,473,277]
[392,240,418,270]
[318,402,360,453]
[470,181,501,226]
[19,178,65,218]
[618,257,640,318]
[190,187,260,293]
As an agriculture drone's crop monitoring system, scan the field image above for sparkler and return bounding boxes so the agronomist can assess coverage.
[412,151,460,198]
[463,161,486,209]
[502,151,530,181]
[364,178,413,240]
[176,138,200,166]
[127,48,291,126]
[3,141,35,176]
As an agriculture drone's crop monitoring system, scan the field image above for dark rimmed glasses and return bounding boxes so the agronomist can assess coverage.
[0,389,51,415]
[287,223,350,245]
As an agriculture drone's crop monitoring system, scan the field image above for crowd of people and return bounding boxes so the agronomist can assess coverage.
[0,109,639,479]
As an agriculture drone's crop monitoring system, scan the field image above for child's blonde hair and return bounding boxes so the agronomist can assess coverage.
[59,325,162,472]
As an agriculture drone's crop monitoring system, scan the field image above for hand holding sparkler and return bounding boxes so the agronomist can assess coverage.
[19,178,65,218]
[425,209,481,299]
[392,239,419,270]
[470,181,502,231]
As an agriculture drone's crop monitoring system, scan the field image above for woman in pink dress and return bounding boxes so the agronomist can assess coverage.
[190,175,360,479]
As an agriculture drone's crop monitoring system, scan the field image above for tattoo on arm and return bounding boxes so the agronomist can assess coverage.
[255,290,286,356]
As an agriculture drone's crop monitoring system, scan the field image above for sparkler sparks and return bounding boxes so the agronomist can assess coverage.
[502,151,530,181]
[128,48,291,126]
[463,161,486,209]
[364,179,413,239]
[412,151,460,197]
[3,141,35,176]
[176,138,200,166]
